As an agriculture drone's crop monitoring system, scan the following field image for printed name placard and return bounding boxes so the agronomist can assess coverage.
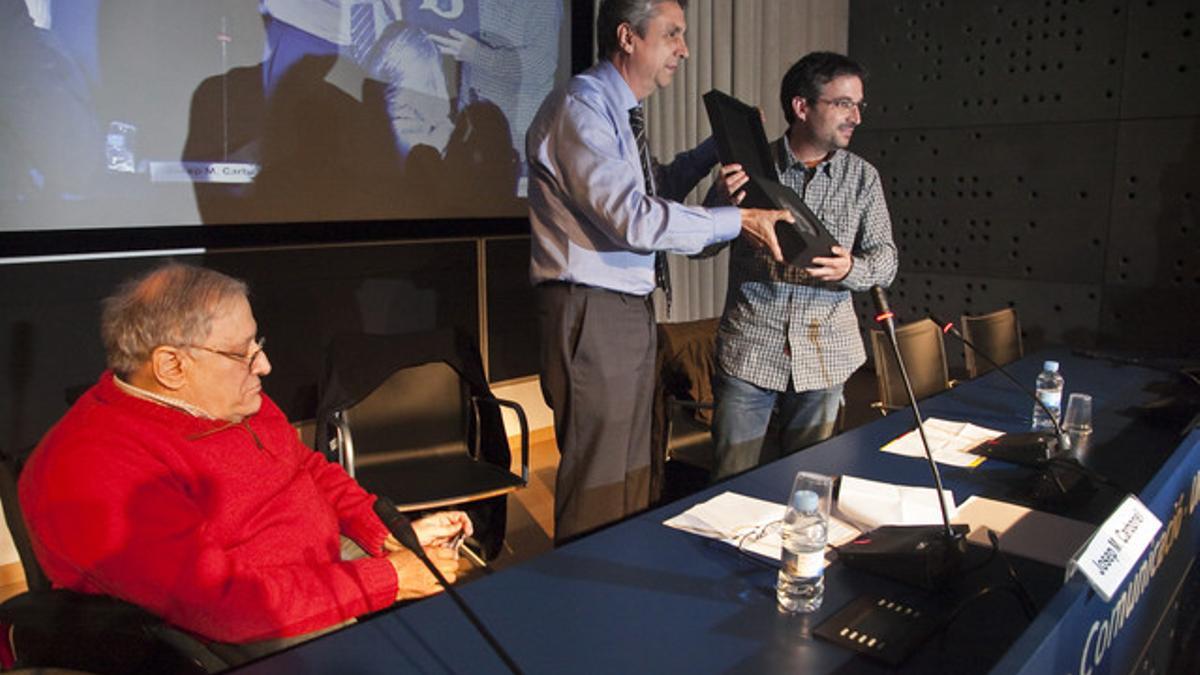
[1067,495,1162,602]
[149,161,260,184]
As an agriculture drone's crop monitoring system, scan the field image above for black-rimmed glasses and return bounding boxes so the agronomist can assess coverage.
[816,97,868,114]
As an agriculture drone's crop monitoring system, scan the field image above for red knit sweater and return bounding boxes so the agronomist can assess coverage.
[18,372,398,643]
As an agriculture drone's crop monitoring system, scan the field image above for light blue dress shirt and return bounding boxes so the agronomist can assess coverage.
[526,61,741,295]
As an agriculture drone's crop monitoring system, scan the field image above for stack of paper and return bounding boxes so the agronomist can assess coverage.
[663,492,859,561]
[836,475,958,530]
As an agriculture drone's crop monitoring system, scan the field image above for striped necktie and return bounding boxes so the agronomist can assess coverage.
[628,105,671,310]
[350,2,376,64]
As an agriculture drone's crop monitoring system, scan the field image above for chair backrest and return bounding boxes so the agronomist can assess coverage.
[315,329,521,560]
[960,307,1023,378]
[0,452,50,593]
[870,318,951,410]
[656,318,720,425]
[343,361,469,465]
[0,453,227,673]
[651,318,720,485]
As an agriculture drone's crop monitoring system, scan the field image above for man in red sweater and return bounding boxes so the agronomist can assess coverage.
[18,263,471,662]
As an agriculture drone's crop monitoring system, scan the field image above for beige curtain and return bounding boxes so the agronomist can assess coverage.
[644,0,849,322]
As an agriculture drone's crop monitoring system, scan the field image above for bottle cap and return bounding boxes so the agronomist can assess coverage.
[791,490,819,513]
[1043,360,1059,373]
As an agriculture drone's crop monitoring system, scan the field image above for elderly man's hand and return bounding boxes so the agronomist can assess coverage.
[412,511,473,548]
[382,510,473,552]
[387,546,459,600]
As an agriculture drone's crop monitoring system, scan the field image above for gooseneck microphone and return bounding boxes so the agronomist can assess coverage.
[928,314,1067,463]
[834,287,967,590]
[873,288,956,538]
[373,497,523,675]
[930,315,1122,496]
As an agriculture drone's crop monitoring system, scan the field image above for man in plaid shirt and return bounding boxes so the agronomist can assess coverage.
[706,52,898,479]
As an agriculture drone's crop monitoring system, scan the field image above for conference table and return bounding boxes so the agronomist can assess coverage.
[236,349,1199,674]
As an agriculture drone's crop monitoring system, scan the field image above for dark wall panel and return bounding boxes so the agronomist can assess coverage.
[854,122,1114,283]
[208,242,479,416]
[1121,0,1200,118]
[849,0,1200,361]
[853,0,1127,128]
[485,237,539,382]
[1,240,479,455]
[853,274,1102,372]
[1105,118,1200,288]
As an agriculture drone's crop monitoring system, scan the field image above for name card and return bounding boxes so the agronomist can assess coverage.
[1067,495,1161,602]
[149,161,259,184]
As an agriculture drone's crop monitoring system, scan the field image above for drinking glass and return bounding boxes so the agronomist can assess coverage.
[1063,393,1093,455]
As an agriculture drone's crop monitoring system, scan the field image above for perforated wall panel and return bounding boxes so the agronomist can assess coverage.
[852,0,1128,128]
[1121,0,1200,118]
[853,122,1114,283]
[849,0,1199,359]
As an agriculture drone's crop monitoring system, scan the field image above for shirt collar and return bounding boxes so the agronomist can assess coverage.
[595,60,641,113]
[113,373,214,419]
[775,135,841,177]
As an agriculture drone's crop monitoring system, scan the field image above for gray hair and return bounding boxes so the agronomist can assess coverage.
[596,0,688,60]
[101,263,248,377]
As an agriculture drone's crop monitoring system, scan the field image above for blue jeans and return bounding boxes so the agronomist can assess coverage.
[711,370,843,480]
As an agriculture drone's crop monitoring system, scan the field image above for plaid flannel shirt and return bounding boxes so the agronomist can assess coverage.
[716,137,898,392]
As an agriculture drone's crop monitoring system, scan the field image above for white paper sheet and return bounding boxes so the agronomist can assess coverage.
[663,492,859,562]
[880,417,1003,467]
[835,475,958,531]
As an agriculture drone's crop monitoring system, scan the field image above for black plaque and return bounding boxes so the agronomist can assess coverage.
[703,89,838,268]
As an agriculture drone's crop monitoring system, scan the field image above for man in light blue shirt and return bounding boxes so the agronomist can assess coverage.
[527,0,791,543]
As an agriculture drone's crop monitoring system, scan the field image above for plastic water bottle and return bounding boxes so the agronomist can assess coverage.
[1031,360,1064,431]
[776,489,827,613]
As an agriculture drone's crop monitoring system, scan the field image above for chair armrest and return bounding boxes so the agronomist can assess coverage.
[331,410,356,478]
[470,396,530,484]
[0,589,228,674]
[667,397,715,414]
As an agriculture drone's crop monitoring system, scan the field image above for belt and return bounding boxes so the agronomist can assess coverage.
[536,280,651,301]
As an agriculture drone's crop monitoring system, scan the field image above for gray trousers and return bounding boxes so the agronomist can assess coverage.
[537,283,656,543]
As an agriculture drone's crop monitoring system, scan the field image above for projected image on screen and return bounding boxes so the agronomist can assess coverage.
[0,0,568,232]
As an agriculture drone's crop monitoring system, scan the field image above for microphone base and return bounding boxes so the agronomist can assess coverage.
[969,431,1059,467]
[837,525,970,590]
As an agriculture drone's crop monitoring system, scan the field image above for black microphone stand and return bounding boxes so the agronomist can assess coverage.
[835,288,967,590]
[374,497,523,675]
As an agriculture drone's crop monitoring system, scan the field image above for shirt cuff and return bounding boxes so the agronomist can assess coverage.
[354,556,401,612]
[841,255,868,290]
[710,206,742,243]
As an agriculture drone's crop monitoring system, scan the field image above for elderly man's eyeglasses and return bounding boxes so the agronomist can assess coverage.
[816,97,868,114]
[189,337,266,373]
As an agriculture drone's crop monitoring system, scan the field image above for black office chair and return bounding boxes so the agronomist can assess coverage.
[869,318,953,413]
[315,328,529,562]
[960,307,1023,378]
[0,450,226,674]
